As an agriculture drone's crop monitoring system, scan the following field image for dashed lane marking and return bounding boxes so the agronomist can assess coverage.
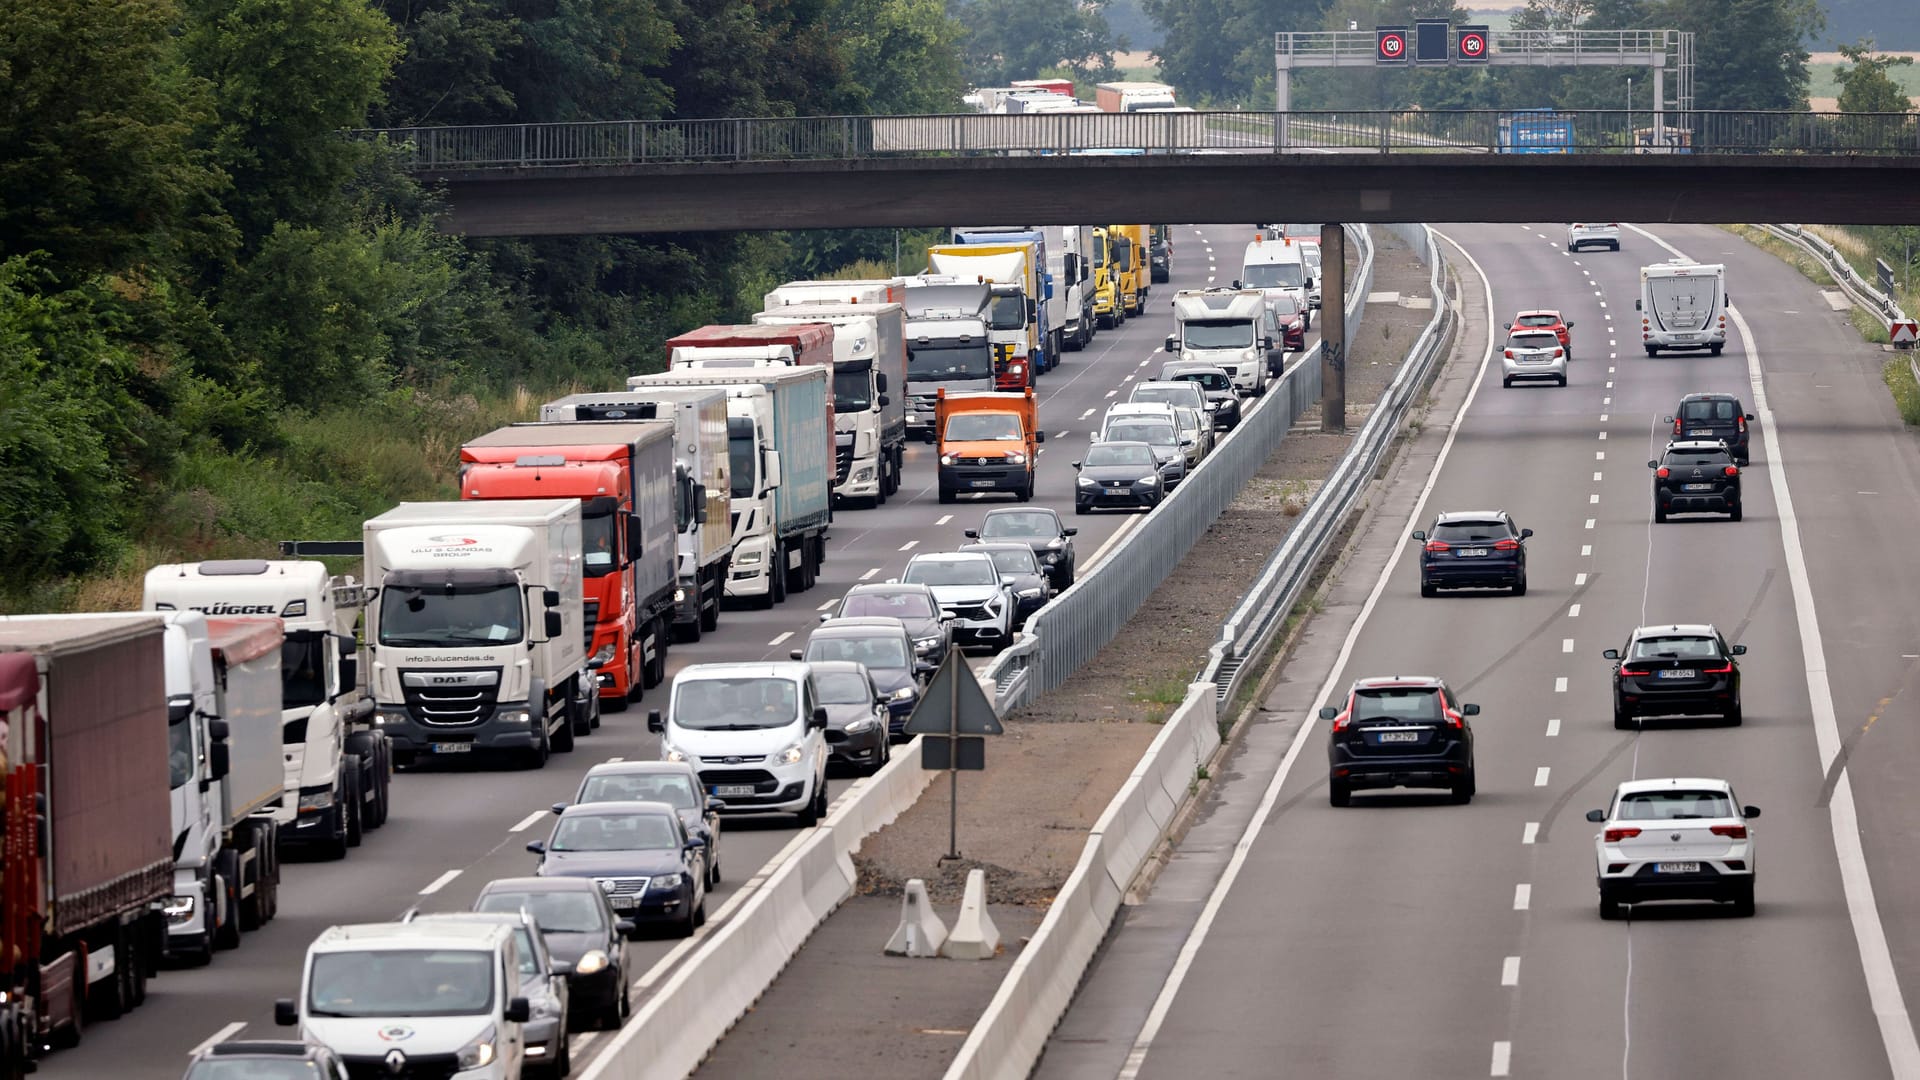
[1523,822,1540,844]
[1570,603,1583,617]
[1554,677,1568,694]
[860,567,881,580]
[192,1023,248,1055]
[419,869,461,896]
[510,811,547,833]
[898,540,919,551]
[1502,956,1522,986]
[1534,766,1551,787]
[767,631,793,647]
[1546,718,1561,737]
[935,514,952,526]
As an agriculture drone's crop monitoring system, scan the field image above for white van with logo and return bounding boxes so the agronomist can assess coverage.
[277,921,530,1079]
[1238,233,1313,330]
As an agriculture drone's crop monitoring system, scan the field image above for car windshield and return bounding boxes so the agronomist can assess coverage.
[841,591,936,619]
[806,634,909,668]
[1351,688,1443,722]
[1517,314,1559,327]
[578,771,698,810]
[978,548,1039,574]
[1107,420,1175,446]
[905,558,998,587]
[1242,262,1304,288]
[1629,635,1720,660]
[1509,333,1560,350]
[1084,443,1154,468]
[1268,294,1303,317]
[946,413,1023,441]
[1616,790,1736,820]
[1169,371,1231,392]
[1134,385,1201,409]
[815,672,874,705]
[307,949,494,1018]
[551,812,677,852]
[186,1061,324,1080]
[1663,449,1732,468]
[1430,521,1510,543]
[1182,320,1254,349]
[671,677,799,730]
[1681,399,1738,422]
[980,511,1057,539]
[378,583,523,647]
[476,890,606,934]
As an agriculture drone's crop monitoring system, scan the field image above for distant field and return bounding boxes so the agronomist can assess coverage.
[1113,49,1160,81]
[1807,52,1920,103]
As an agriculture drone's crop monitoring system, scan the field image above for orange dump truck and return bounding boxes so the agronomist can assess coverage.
[934,388,1043,504]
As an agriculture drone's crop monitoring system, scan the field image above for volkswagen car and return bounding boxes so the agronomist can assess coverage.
[1604,623,1746,728]
[1321,676,1479,806]
[1587,777,1758,919]
[526,802,707,937]
[560,760,725,886]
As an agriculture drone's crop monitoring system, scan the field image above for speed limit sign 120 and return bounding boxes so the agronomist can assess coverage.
[1376,26,1408,64]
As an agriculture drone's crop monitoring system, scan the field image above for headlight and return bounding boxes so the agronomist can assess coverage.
[1044,553,1060,564]
[736,549,763,566]
[777,743,805,765]
[1016,587,1043,599]
[1077,475,1096,487]
[845,717,880,734]
[915,636,941,653]
[662,741,689,763]
[496,709,530,725]
[574,949,610,976]
[162,896,196,925]
[889,687,917,701]
[674,587,686,603]
[650,873,684,891]
[455,1026,498,1070]
[1046,537,1065,548]
[1139,475,1161,485]
[939,453,956,466]
[1006,451,1026,464]
[297,790,335,813]
[590,642,616,666]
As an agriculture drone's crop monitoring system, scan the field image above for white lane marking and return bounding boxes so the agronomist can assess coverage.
[510,811,547,833]
[1603,396,1611,405]
[817,599,838,610]
[1600,414,1610,422]
[1609,366,1615,373]
[767,631,793,647]
[1593,472,1603,482]
[1562,639,1575,653]
[1600,301,1608,308]
[1523,822,1540,845]
[1054,431,1067,440]
[1596,451,1605,460]
[1107,389,1119,398]
[1502,956,1522,986]
[859,567,880,581]
[192,1022,248,1055]
[1123,374,1135,382]
[1138,359,1151,368]
[1492,1041,1513,1077]
[1081,408,1096,419]
[606,756,624,763]
[1554,677,1568,694]
[1515,884,1532,911]
[899,539,919,551]
[419,869,462,896]
[1546,718,1561,737]
[1609,339,1617,347]
[1590,493,1600,504]
[1570,603,1583,617]
[936,514,953,526]
[1598,432,1608,440]
[1534,767,1551,787]
[1580,546,1592,557]
[1594,290,1603,296]
[1575,572,1588,586]
[1115,226,1497,1079]
[1584,519,1596,530]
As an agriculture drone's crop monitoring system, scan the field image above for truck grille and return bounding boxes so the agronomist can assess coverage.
[595,876,651,898]
[343,1053,461,1080]
[834,439,854,484]
[400,669,502,727]
[583,599,601,648]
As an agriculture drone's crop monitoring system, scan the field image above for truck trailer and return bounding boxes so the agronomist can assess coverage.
[756,299,909,507]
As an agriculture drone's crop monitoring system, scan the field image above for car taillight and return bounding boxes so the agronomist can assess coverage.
[1504,349,1514,359]
[1710,825,1747,839]
[1442,710,1464,729]
[1424,540,1450,553]
[1736,415,1747,432]
[1331,711,1353,732]
[1619,666,1652,676]
[1656,467,1670,478]
[1554,348,1564,358]
[1672,418,1682,436]
[1704,662,1733,674]
[1724,465,1738,477]
[1604,828,1641,842]
[1493,538,1519,551]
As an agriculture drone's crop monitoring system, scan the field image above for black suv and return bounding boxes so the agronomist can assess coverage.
[1604,624,1746,728]
[1412,511,1532,597]
[1650,440,1742,522]
[1322,677,1480,806]
[1149,227,1172,282]
[1666,393,1754,464]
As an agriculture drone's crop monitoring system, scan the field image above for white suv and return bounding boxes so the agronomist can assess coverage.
[1587,777,1759,919]
[650,662,831,825]
[1567,222,1621,251]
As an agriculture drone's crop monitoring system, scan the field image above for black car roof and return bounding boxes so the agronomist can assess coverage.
[811,617,911,636]
[559,799,678,820]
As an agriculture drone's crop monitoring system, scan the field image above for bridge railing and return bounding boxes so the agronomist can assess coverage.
[352,110,1920,169]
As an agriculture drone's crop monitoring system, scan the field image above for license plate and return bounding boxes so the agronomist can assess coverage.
[1375,731,1420,743]
[430,742,472,754]
[1656,669,1696,679]
[1655,862,1701,874]
[1688,429,1713,436]
[970,480,997,488]
[1458,548,1489,557]
[714,784,755,797]
[1683,483,1714,491]
[1675,333,1698,340]
[1108,484,1130,491]
[608,895,637,909]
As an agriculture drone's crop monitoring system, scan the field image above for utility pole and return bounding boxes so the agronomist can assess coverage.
[1320,224,1347,434]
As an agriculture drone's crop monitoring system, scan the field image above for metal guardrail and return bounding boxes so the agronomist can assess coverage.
[987,225,1375,715]
[355,110,1920,167]
[1756,224,1917,387]
[1200,223,1450,708]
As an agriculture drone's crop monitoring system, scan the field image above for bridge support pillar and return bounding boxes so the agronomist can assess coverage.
[1320,224,1346,434]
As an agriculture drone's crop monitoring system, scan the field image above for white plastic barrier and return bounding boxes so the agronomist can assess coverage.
[945,683,1218,1080]
[582,740,938,1080]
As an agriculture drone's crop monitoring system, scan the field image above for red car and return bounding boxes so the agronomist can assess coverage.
[1267,294,1308,351]
[1505,309,1573,358]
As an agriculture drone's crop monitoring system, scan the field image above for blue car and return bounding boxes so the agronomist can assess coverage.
[1412,510,1531,597]
[529,801,708,937]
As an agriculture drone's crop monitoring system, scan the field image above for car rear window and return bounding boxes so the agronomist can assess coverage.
[1431,521,1509,543]
[1616,790,1735,820]
[1517,314,1559,327]
[1351,687,1442,721]
[1681,399,1737,421]
[1663,448,1732,468]
[1509,332,1560,350]
[1629,635,1719,660]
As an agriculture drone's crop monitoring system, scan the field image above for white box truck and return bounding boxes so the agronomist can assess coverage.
[756,299,909,507]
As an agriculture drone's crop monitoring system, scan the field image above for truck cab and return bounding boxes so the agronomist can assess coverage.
[934,387,1044,504]
[901,283,999,439]
[1091,227,1123,329]
[949,229,1062,372]
[1167,288,1272,396]
[1105,226,1144,317]
[926,243,1045,385]
[756,300,909,507]
[1112,225,1151,313]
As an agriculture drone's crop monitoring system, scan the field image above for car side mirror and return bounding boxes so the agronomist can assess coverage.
[209,742,230,783]
[1036,431,1046,443]
[1231,280,1242,290]
[879,394,891,407]
[544,610,563,638]
[550,960,574,977]
[685,835,707,849]
[616,918,637,934]
[1662,415,1675,424]
[1318,706,1338,720]
[1745,413,1755,421]
[625,512,643,560]
[1520,528,1534,539]
[505,997,531,1024]
[526,840,546,854]
[1730,644,1747,655]
[550,802,567,815]
[1743,806,1761,819]
[1602,648,1621,660]
[275,999,299,1026]
[963,529,979,539]
[1502,323,1512,331]
[876,373,889,393]
[543,589,562,608]
[1261,337,1274,351]
[810,707,829,730]
[707,798,727,812]
[1585,809,1606,823]
[1462,704,1481,716]
[1647,460,1658,469]
[1410,530,1426,541]
[1071,461,1081,469]
[790,649,803,661]
[648,709,664,733]
[818,612,833,623]
[1567,321,1575,328]
[917,660,937,675]
[1634,299,1643,311]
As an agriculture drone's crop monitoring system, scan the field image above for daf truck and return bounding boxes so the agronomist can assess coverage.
[146,560,394,859]
[540,388,734,644]
[900,282,1000,438]
[628,366,833,607]
[1167,288,1273,396]
[757,297,909,507]
[949,230,1063,369]
[0,615,172,1061]
[460,420,679,705]
[1638,260,1728,356]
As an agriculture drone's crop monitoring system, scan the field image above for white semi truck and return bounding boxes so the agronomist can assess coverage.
[756,297,909,507]
[900,281,999,438]
[1049,225,1097,351]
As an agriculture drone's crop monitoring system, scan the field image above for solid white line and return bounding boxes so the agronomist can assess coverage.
[1492,1041,1513,1077]
[899,539,919,551]
[419,869,461,896]
[1546,718,1561,737]
[936,514,953,526]
[1570,603,1582,617]
[1534,767,1551,787]
[191,1022,247,1055]
[1523,822,1540,845]
[767,631,793,647]
[510,810,547,833]
[817,599,838,610]
[1514,884,1531,911]
[859,567,880,581]
[1114,226,1494,1079]
[1562,638,1575,653]
[1502,956,1522,986]
[1554,677,1568,693]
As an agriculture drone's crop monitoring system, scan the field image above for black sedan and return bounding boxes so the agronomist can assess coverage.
[1412,511,1531,596]
[474,876,634,1030]
[1073,441,1163,515]
[1158,361,1243,430]
[1666,392,1754,465]
[960,541,1053,627]
[527,801,708,937]
[969,507,1077,589]
[1651,440,1742,522]
[1604,623,1746,728]
[1321,676,1479,806]
[561,759,726,886]
[824,583,954,668]
[808,661,894,773]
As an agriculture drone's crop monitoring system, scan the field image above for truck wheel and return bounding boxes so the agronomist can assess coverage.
[213,849,243,950]
[769,544,788,605]
[938,484,955,505]
[237,832,264,932]
[650,617,674,682]
[522,722,551,770]
[371,740,393,827]
[342,762,364,848]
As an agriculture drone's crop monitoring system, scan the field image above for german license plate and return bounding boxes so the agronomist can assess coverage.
[714,784,755,798]
[1688,429,1713,436]
[1657,669,1696,679]
[608,894,637,909]
[1108,483,1129,491]
[430,742,472,754]
[1655,862,1700,874]
[1375,731,1420,743]
[1458,548,1489,557]
[971,480,996,488]
[1684,483,1714,491]
[1675,333,1698,340]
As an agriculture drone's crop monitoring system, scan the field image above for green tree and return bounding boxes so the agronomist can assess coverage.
[370,0,524,126]
[1151,0,1327,106]
[1834,38,1915,113]
[954,0,1120,88]
[831,0,968,113]
[1655,0,1819,110]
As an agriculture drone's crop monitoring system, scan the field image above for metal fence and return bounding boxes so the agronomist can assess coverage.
[986,225,1374,714]
[1754,224,1916,384]
[1199,223,1450,708]
[354,110,1920,169]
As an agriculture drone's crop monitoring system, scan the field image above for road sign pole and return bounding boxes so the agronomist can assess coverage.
[946,645,961,860]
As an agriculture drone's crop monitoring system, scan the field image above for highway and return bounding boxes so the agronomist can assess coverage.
[43,223,1297,1079]
[1040,222,1916,1079]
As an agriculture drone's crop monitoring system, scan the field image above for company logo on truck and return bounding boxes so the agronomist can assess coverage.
[185,602,280,615]
[409,533,493,558]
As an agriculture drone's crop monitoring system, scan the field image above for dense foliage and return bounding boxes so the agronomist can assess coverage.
[0,0,965,607]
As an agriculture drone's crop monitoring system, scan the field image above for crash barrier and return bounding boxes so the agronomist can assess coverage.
[944,681,1218,1080]
[1202,223,1450,707]
[1753,223,1917,382]
[987,223,1376,714]
[581,738,936,1080]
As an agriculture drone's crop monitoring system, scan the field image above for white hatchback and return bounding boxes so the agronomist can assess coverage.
[1587,777,1759,919]
[1567,222,1621,251]
[1501,330,1567,388]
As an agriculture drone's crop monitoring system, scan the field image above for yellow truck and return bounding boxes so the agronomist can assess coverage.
[1110,224,1150,316]
[1092,227,1124,329]
[934,387,1043,504]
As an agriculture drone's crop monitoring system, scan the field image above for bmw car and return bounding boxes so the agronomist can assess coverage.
[1412,511,1531,597]
[1604,623,1745,728]
[1588,777,1758,919]
[1321,676,1479,806]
